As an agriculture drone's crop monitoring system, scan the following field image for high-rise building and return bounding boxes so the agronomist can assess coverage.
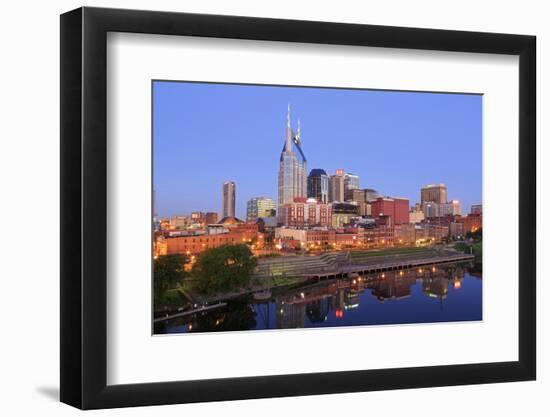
[246,197,276,221]
[329,169,345,202]
[222,181,236,218]
[278,105,307,221]
[421,183,447,204]
[307,169,329,203]
[344,172,360,193]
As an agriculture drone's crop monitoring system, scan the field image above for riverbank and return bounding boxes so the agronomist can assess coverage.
[158,247,474,313]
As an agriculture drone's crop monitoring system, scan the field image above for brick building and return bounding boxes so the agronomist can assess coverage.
[278,197,332,227]
[371,197,409,225]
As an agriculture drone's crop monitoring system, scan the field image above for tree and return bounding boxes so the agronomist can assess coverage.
[466,227,482,242]
[192,244,257,294]
[153,254,188,305]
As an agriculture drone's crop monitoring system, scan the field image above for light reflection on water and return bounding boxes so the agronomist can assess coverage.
[154,262,482,334]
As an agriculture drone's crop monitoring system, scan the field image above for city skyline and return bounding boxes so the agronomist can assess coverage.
[153,81,482,219]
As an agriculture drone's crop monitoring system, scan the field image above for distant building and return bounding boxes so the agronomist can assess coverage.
[458,214,482,234]
[256,216,278,230]
[307,169,329,203]
[449,221,465,238]
[344,172,360,193]
[278,197,332,227]
[409,209,425,224]
[471,204,482,215]
[357,201,371,216]
[186,211,219,226]
[246,197,276,221]
[421,183,447,204]
[169,215,189,229]
[364,188,381,202]
[163,223,260,255]
[345,188,377,216]
[371,197,409,225]
[359,222,394,247]
[394,223,416,245]
[205,212,219,225]
[416,223,449,242]
[329,169,345,202]
[278,106,307,222]
[331,202,359,227]
[345,188,366,203]
[439,200,462,216]
[222,181,236,218]
[422,202,440,219]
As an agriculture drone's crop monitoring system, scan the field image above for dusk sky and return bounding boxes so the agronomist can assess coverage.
[153,81,482,219]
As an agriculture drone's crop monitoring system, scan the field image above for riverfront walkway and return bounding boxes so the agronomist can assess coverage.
[254,248,475,281]
[308,253,475,280]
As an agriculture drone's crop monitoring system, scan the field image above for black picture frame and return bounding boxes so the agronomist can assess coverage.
[60,6,536,410]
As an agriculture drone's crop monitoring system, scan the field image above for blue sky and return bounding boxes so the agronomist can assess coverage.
[153,81,482,219]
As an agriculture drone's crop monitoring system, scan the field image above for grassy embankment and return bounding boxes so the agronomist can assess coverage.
[349,246,437,261]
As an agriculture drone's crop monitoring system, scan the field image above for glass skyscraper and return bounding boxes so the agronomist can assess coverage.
[278,106,307,220]
[307,168,329,203]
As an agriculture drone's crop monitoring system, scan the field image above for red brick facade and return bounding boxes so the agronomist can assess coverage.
[371,197,409,224]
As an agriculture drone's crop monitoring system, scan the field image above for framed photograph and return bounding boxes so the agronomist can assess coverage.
[60,6,536,409]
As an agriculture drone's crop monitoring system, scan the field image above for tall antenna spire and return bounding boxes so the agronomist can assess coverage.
[287,103,291,128]
[285,104,292,152]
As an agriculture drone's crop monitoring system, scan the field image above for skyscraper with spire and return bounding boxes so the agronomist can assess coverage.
[278,105,307,222]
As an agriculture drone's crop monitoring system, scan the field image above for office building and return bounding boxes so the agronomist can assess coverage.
[329,169,345,202]
[222,181,236,218]
[246,197,276,221]
[344,172,360,193]
[307,168,329,203]
[421,183,447,204]
[278,105,307,221]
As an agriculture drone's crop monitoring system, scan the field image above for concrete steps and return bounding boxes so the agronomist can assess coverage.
[255,252,350,277]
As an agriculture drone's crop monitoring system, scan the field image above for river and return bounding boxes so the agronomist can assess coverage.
[154,262,482,334]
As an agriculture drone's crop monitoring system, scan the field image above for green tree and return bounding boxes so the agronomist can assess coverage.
[154,254,188,305]
[192,244,257,294]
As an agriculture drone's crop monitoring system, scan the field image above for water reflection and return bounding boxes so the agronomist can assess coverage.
[155,262,481,334]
